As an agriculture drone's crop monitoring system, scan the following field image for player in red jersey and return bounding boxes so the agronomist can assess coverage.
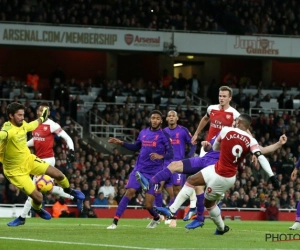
[177,114,280,234]
[183,86,240,223]
[8,102,84,227]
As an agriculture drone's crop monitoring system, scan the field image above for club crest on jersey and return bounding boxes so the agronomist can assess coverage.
[43,126,48,131]
[226,114,232,119]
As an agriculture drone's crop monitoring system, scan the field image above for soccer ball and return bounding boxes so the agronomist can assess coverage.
[35,175,54,193]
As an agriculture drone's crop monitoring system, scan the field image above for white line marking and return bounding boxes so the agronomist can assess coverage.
[0,237,198,250]
[0,237,297,250]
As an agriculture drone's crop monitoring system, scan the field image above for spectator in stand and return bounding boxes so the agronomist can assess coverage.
[188,74,200,96]
[80,199,97,218]
[161,69,173,91]
[233,88,247,108]
[258,193,269,209]
[93,192,108,208]
[107,194,118,207]
[52,197,75,218]
[280,192,290,209]
[265,199,279,221]
[26,69,39,91]
[98,179,115,198]
[285,95,295,110]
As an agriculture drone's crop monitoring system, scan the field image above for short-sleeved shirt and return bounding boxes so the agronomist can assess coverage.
[206,104,240,141]
[214,126,260,177]
[32,119,63,158]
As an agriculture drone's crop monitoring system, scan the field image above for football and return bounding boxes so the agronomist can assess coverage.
[35,174,54,193]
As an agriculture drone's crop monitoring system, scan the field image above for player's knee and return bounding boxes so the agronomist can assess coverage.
[125,189,136,199]
[169,161,181,172]
[32,191,43,204]
[144,202,153,210]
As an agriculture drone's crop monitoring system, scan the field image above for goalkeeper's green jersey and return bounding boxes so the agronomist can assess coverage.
[0,120,39,174]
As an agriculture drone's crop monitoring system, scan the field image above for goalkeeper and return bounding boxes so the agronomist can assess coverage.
[8,101,82,227]
[0,102,84,226]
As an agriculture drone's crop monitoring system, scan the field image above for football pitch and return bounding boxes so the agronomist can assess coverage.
[0,218,299,250]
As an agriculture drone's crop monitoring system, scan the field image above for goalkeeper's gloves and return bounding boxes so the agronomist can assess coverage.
[40,107,49,123]
[269,175,280,190]
[68,149,75,162]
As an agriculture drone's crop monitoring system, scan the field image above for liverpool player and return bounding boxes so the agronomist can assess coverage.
[107,110,173,229]
[8,102,84,227]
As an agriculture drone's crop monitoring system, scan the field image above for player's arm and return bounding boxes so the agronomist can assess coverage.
[259,134,287,155]
[184,128,197,157]
[58,130,75,150]
[108,137,142,152]
[201,140,212,152]
[212,127,228,151]
[58,130,75,162]
[192,115,210,144]
[291,157,300,181]
[0,131,8,140]
[150,132,174,160]
[26,107,49,131]
[251,141,280,190]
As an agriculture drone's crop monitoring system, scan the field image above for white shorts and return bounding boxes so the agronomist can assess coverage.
[201,165,236,201]
[41,157,55,166]
[199,146,208,157]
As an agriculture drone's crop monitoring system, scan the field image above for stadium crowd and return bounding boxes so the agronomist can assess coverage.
[1,0,300,36]
[0,68,300,220]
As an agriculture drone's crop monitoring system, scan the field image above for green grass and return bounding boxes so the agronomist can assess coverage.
[0,218,298,250]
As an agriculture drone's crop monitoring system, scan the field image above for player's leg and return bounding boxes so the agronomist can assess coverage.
[7,174,51,226]
[42,157,74,201]
[107,171,138,229]
[8,175,38,226]
[202,167,234,234]
[144,185,164,229]
[148,161,184,187]
[32,156,85,211]
[289,200,300,230]
[155,159,206,217]
[185,185,205,229]
[171,171,206,211]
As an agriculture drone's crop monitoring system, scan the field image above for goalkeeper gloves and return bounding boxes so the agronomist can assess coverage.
[269,176,280,190]
[40,107,49,123]
[68,149,75,162]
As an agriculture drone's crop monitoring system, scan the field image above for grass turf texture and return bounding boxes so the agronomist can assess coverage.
[0,218,298,250]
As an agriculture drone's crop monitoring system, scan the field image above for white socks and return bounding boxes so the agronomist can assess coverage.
[189,189,197,208]
[21,197,33,218]
[207,204,224,231]
[51,186,74,199]
[169,184,195,214]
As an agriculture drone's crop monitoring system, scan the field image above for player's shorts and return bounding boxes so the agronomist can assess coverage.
[182,156,219,175]
[4,154,50,195]
[164,173,185,188]
[201,165,236,201]
[41,157,55,166]
[126,170,159,196]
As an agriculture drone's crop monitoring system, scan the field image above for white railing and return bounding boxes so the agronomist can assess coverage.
[72,119,83,138]
[90,124,137,143]
[249,108,295,117]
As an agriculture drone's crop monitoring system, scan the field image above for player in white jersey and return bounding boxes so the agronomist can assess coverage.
[174,114,280,234]
[8,101,83,227]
